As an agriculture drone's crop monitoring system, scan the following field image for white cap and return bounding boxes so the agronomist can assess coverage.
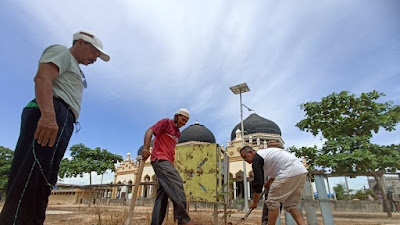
[73,30,110,62]
[175,108,190,119]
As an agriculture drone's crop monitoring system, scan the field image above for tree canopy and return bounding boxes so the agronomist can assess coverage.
[59,143,123,179]
[333,184,348,200]
[288,91,400,217]
[0,146,14,193]
[289,91,400,175]
[353,189,376,200]
[58,144,123,207]
[296,91,400,139]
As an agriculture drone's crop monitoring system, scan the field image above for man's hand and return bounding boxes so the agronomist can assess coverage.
[33,62,60,147]
[34,114,58,147]
[142,148,151,161]
[249,201,258,209]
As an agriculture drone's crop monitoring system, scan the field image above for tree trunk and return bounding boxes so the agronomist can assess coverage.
[89,172,92,207]
[372,172,392,217]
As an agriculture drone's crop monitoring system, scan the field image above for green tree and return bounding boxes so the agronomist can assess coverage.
[333,184,348,200]
[0,146,14,194]
[353,190,366,200]
[353,188,377,200]
[59,144,123,207]
[289,91,400,217]
[365,189,376,199]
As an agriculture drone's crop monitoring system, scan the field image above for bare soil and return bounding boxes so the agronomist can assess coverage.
[1,203,399,224]
[39,204,400,225]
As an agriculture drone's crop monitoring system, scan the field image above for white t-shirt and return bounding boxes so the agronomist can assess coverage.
[256,147,308,179]
[39,45,83,120]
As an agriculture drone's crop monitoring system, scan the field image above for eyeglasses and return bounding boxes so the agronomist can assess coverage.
[80,70,88,88]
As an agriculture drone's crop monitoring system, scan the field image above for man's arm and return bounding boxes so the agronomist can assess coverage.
[250,178,273,209]
[264,178,274,190]
[142,128,153,161]
[33,63,59,147]
[249,154,265,209]
[250,192,262,209]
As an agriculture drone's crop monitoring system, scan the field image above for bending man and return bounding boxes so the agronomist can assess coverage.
[240,143,308,225]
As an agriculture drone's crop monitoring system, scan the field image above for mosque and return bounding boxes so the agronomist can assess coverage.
[111,112,284,202]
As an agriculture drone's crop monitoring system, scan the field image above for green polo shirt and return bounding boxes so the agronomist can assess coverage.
[39,45,83,120]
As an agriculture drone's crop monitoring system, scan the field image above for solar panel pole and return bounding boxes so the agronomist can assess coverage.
[230,83,250,211]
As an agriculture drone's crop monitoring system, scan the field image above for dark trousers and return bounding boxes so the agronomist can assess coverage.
[0,98,74,225]
[262,194,283,225]
[151,159,191,225]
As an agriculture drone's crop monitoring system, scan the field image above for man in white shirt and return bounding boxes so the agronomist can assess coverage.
[240,144,308,225]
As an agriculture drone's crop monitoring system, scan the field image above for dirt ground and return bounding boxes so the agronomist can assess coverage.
[40,204,400,225]
[1,203,399,224]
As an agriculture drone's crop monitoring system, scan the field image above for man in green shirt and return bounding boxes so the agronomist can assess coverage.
[0,31,109,225]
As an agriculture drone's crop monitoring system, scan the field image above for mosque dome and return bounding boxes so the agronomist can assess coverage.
[178,121,216,144]
[230,113,281,141]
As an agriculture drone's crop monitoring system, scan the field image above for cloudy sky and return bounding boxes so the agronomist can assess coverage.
[1,0,399,193]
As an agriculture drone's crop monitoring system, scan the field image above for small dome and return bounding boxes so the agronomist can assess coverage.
[178,122,216,144]
[230,113,281,141]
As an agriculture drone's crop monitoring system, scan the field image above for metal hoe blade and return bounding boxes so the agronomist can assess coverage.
[239,187,268,223]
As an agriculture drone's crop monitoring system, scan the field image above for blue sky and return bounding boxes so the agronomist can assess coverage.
[1,0,399,192]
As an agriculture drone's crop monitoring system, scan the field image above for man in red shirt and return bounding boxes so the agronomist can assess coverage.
[142,108,196,225]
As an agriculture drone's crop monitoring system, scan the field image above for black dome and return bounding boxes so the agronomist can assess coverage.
[178,122,216,144]
[230,113,281,141]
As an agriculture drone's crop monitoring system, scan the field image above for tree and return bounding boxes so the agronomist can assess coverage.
[333,184,347,200]
[0,146,14,194]
[353,190,366,200]
[365,189,377,199]
[353,188,376,200]
[288,91,400,217]
[59,144,123,207]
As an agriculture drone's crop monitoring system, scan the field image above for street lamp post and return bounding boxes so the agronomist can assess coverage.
[242,104,254,113]
[230,82,250,211]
